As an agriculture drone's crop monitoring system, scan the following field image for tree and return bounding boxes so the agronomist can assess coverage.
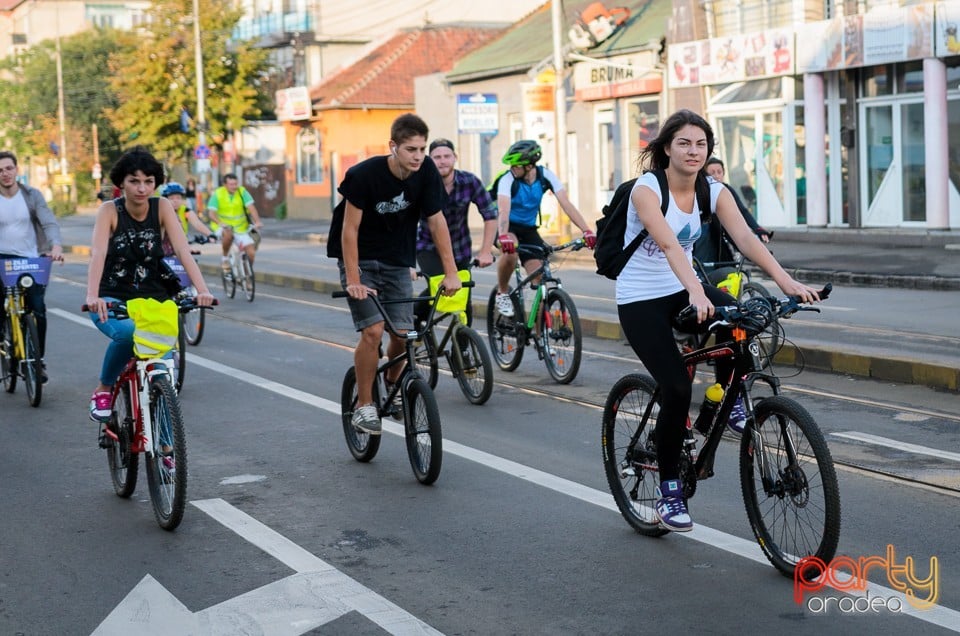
[0,28,130,200]
[107,0,270,164]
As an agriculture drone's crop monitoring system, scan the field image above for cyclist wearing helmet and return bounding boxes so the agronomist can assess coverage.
[494,139,595,317]
[159,182,214,256]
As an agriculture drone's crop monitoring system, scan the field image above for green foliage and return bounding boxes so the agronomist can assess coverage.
[108,0,270,163]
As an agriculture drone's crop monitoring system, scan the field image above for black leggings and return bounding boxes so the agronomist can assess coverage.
[618,285,734,482]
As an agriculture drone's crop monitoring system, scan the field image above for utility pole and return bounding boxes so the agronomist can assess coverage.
[55,34,67,178]
[192,0,209,201]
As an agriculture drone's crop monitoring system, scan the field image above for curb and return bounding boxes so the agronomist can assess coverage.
[65,245,959,392]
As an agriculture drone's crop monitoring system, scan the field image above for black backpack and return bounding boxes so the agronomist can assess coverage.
[489,165,554,226]
[593,169,712,280]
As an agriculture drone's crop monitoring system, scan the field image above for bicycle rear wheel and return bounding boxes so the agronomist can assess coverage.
[340,366,381,462]
[106,383,138,497]
[541,288,581,384]
[740,396,841,580]
[146,374,187,531]
[182,306,205,346]
[413,330,439,389]
[486,287,524,372]
[601,374,668,537]
[2,316,17,393]
[241,254,255,302]
[451,325,493,405]
[403,377,442,484]
[173,315,186,393]
[22,315,42,407]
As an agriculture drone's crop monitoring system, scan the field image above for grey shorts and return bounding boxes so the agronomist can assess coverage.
[338,260,414,331]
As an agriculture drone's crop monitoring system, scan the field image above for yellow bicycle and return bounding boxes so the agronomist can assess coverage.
[1,256,51,407]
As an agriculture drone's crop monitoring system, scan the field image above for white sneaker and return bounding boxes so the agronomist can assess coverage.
[351,404,382,435]
[495,293,515,317]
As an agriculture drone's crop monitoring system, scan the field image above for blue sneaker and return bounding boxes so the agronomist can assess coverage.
[655,479,693,532]
[727,397,747,434]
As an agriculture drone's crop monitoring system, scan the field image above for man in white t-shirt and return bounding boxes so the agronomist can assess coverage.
[0,151,64,383]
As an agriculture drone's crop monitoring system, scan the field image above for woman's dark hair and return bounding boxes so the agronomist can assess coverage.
[109,146,165,188]
[638,109,715,172]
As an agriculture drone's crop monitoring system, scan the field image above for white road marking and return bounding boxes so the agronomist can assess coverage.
[51,307,960,631]
[832,431,960,463]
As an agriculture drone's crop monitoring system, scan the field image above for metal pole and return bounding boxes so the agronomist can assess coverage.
[55,35,67,177]
[550,0,569,238]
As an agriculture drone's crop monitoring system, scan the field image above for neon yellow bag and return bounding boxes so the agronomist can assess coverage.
[127,298,179,358]
[428,270,471,322]
[715,271,744,299]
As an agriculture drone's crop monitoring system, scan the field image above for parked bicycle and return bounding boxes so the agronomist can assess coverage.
[601,284,840,580]
[1,256,51,407]
[333,287,444,484]
[413,272,493,405]
[80,296,215,530]
[486,238,585,384]
[221,236,255,302]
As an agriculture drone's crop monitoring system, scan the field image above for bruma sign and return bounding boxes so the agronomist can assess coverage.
[573,51,661,101]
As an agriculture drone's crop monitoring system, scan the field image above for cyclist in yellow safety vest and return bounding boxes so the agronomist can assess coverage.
[207,172,263,271]
[159,182,215,256]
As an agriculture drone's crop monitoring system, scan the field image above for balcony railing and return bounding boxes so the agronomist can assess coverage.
[233,12,316,41]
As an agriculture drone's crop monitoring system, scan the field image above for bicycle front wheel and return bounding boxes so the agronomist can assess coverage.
[741,281,780,368]
[541,288,581,384]
[182,306,205,346]
[601,374,668,537]
[106,383,138,497]
[340,366,381,462]
[740,396,841,580]
[146,375,187,531]
[486,287,524,372]
[403,377,442,485]
[173,314,186,394]
[222,261,236,299]
[451,325,493,405]
[241,254,255,302]
[22,315,42,407]
[2,315,17,393]
[413,331,439,389]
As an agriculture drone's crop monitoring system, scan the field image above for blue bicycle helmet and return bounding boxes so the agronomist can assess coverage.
[162,182,186,196]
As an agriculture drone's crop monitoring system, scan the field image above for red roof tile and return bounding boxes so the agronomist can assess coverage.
[310,25,504,109]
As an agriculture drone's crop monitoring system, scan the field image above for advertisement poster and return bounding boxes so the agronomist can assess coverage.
[668,29,793,88]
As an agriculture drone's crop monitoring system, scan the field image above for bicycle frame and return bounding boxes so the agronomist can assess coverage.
[2,288,26,359]
[1,256,50,372]
[101,357,173,457]
[509,240,578,333]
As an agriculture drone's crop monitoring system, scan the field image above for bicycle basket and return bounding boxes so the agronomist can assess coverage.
[127,298,179,358]
[428,269,471,321]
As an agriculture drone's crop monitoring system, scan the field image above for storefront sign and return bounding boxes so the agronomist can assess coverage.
[935,2,960,57]
[668,28,794,87]
[457,93,499,134]
[796,4,934,73]
[573,52,662,101]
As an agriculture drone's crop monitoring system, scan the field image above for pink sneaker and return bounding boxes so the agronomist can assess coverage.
[89,391,112,423]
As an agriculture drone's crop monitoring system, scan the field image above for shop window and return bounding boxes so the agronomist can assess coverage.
[863,64,893,97]
[296,127,323,184]
[897,61,924,94]
[947,58,960,89]
[626,99,659,172]
[948,99,960,194]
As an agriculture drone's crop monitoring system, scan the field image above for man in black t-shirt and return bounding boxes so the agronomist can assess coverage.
[328,113,461,436]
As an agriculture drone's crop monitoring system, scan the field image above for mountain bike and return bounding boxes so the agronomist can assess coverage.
[333,287,444,485]
[601,284,840,580]
[81,296,215,530]
[221,239,255,302]
[1,256,51,407]
[413,273,493,405]
[486,238,585,384]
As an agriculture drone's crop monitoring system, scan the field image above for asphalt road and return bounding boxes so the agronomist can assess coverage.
[2,263,959,635]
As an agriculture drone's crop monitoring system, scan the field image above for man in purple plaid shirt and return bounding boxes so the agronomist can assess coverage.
[415,139,497,327]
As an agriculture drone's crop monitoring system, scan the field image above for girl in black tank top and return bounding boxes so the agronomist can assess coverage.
[99,198,180,301]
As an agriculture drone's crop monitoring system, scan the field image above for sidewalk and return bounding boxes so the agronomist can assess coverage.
[57,211,960,391]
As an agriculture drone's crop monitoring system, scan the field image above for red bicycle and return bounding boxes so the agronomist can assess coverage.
[82,297,214,530]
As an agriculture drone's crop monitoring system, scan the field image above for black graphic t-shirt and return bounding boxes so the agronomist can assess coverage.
[100,198,180,301]
[328,155,443,267]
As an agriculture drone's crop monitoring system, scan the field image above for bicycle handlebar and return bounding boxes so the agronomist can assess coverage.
[515,237,586,260]
[675,283,832,334]
[81,297,219,316]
